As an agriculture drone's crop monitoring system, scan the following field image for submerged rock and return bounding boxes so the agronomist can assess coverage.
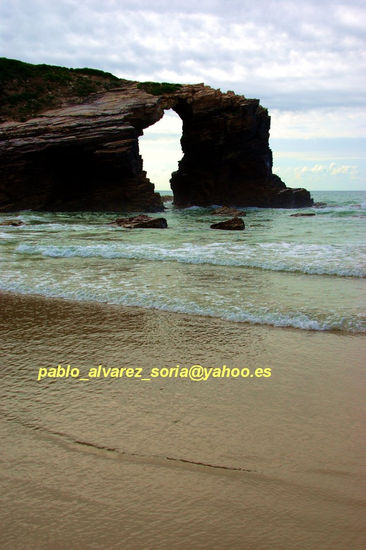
[211,206,246,216]
[0,219,24,226]
[210,217,245,230]
[290,213,316,217]
[113,215,168,228]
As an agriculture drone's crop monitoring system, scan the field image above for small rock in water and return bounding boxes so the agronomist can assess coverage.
[112,215,168,228]
[0,219,24,226]
[211,206,246,216]
[210,217,245,230]
[290,213,316,217]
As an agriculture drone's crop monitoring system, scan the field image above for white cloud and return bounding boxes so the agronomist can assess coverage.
[294,162,358,178]
[276,161,364,190]
[329,162,359,177]
[279,162,361,192]
[334,4,366,29]
[270,108,366,139]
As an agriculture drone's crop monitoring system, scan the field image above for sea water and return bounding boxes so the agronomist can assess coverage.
[0,190,365,333]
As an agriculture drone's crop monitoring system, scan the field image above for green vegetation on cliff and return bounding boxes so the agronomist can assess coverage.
[0,58,185,122]
[0,58,125,122]
[137,81,183,95]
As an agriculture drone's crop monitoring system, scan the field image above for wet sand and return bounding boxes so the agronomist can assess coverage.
[1,291,365,549]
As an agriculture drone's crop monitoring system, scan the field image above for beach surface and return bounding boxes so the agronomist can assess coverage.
[1,291,365,549]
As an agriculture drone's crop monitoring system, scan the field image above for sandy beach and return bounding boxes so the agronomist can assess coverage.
[1,290,365,549]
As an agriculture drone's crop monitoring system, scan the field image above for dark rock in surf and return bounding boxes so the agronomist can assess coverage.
[0,219,24,226]
[113,215,168,228]
[271,186,313,208]
[290,213,316,217]
[210,217,245,230]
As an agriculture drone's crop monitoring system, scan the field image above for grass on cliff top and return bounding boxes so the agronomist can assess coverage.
[0,57,127,122]
[137,81,183,95]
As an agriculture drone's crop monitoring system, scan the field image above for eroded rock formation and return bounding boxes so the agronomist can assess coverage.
[0,76,313,212]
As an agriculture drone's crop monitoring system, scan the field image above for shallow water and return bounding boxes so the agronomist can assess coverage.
[1,190,365,332]
[0,293,365,549]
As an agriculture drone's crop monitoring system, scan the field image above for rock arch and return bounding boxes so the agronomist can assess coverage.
[0,82,312,212]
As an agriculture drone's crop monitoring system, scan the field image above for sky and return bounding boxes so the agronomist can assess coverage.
[1,0,365,191]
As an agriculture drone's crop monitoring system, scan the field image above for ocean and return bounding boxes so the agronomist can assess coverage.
[1,190,365,333]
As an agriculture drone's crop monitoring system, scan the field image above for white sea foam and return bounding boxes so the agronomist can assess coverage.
[15,241,366,278]
[0,232,15,240]
[0,280,364,333]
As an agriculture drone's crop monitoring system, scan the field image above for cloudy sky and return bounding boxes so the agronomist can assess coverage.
[1,0,365,190]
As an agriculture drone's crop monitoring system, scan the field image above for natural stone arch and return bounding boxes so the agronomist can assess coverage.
[0,82,312,212]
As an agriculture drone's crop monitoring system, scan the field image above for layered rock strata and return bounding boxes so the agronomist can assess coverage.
[0,79,312,212]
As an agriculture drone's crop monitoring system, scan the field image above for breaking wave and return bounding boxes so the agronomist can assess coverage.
[1,279,365,333]
[15,241,366,278]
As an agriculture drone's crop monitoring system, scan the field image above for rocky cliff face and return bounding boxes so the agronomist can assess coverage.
[0,75,312,212]
[169,87,312,208]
